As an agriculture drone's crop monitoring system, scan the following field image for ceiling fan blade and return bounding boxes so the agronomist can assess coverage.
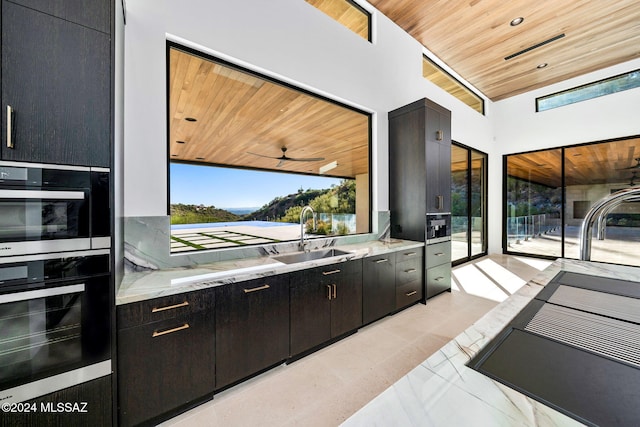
[247,151,280,160]
[285,156,326,162]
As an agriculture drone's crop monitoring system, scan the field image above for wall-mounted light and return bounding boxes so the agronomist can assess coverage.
[319,160,338,174]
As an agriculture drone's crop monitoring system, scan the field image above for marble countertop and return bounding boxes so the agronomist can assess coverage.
[117,239,424,305]
[342,258,640,426]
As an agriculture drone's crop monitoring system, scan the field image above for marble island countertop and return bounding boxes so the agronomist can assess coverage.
[117,239,423,305]
[342,258,640,427]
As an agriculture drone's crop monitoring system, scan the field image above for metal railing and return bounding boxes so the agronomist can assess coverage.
[506,213,561,245]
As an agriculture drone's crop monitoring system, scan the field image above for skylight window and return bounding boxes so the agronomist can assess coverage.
[422,55,484,115]
[536,69,640,112]
[305,0,371,41]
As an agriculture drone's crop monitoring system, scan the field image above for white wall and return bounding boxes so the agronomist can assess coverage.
[123,0,494,221]
[489,58,640,253]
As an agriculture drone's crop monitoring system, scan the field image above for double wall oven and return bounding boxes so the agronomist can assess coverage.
[0,161,111,404]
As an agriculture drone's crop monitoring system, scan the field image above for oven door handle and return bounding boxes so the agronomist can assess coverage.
[0,190,86,200]
[0,283,85,304]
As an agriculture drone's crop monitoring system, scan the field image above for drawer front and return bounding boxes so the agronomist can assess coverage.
[426,241,451,267]
[396,280,423,309]
[395,257,423,286]
[426,263,451,298]
[395,247,423,264]
[117,290,214,329]
[364,252,396,269]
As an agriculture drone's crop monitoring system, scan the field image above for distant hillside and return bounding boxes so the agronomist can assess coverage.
[170,203,241,225]
[244,189,326,222]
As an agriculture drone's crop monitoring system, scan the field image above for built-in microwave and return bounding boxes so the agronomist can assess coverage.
[0,161,110,257]
[0,250,111,403]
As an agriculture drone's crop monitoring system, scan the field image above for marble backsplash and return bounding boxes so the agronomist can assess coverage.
[124,211,391,272]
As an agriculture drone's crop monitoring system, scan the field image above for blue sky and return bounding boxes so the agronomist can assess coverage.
[170,163,342,208]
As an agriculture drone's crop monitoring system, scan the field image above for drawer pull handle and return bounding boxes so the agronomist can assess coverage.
[435,276,445,281]
[404,252,417,256]
[405,268,417,274]
[375,259,389,264]
[6,105,15,149]
[152,323,189,338]
[327,285,332,300]
[322,269,341,276]
[434,252,445,256]
[151,301,189,313]
[332,284,337,299]
[243,284,270,293]
[405,290,417,297]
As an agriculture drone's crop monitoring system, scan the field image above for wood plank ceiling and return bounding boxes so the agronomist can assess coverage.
[169,47,370,179]
[368,0,640,100]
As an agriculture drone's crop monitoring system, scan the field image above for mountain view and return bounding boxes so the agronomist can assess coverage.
[170,180,355,225]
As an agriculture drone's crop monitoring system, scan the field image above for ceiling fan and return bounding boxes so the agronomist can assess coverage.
[247,146,325,167]
[618,157,640,170]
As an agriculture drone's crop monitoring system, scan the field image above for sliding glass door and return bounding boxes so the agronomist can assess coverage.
[452,142,487,265]
[504,136,640,267]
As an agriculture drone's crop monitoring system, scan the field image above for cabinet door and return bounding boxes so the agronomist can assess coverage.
[290,268,331,356]
[2,2,110,166]
[426,263,451,298]
[362,253,396,324]
[9,0,110,33]
[118,311,215,427]
[330,260,363,338]
[425,107,451,213]
[215,274,289,390]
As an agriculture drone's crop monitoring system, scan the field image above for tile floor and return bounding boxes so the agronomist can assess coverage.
[160,254,551,427]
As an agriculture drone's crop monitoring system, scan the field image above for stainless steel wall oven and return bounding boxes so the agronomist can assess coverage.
[0,161,110,257]
[0,250,111,403]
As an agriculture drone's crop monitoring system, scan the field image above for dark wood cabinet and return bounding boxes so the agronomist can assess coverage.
[1,0,111,166]
[290,260,362,356]
[425,241,452,298]
[117,290,215,427]
[215,274,289,390]
[389,98,452,299]
[362,252,396,324]
[1,376,112,427]
[389,98,452,241]
[395,249,424,309]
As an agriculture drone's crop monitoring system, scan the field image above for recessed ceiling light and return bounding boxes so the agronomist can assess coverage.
[185,117,197,122]
[510,17,524,26]
[195,157,205,160]
[176,140,186,144]
[537,63,548,69]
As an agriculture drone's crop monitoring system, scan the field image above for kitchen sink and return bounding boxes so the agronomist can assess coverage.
[272,248,352,264]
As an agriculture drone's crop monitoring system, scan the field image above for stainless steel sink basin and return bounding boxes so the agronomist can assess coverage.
[272,249,352,264]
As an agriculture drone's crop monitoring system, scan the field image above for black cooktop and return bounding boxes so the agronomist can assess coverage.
[469,271,640,427]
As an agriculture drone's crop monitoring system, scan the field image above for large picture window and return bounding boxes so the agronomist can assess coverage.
[167,43,371,253]
[504,137,640,267]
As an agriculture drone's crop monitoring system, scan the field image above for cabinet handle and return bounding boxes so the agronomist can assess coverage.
[151,301,189,313]
[435,276,445,281]
[434,252,445,256]
[436,130,443,141]
[243,284,270,293]
[152,323,190,338]
[327,285,332,300]
[322,269,341,276]
[405,268,417,274]
[436,195,444,210]
[6,105,14,149]
[332,284,337,299]
[404,252,416,257]
[405,290,417,297]
[374,259,389,264]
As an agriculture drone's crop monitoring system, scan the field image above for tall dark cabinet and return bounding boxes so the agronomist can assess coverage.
[1,0,111,167]
[389,98,452,299]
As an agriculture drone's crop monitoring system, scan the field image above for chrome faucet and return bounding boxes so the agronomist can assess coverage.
[579,186,640,260]
[300,205,316,252]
